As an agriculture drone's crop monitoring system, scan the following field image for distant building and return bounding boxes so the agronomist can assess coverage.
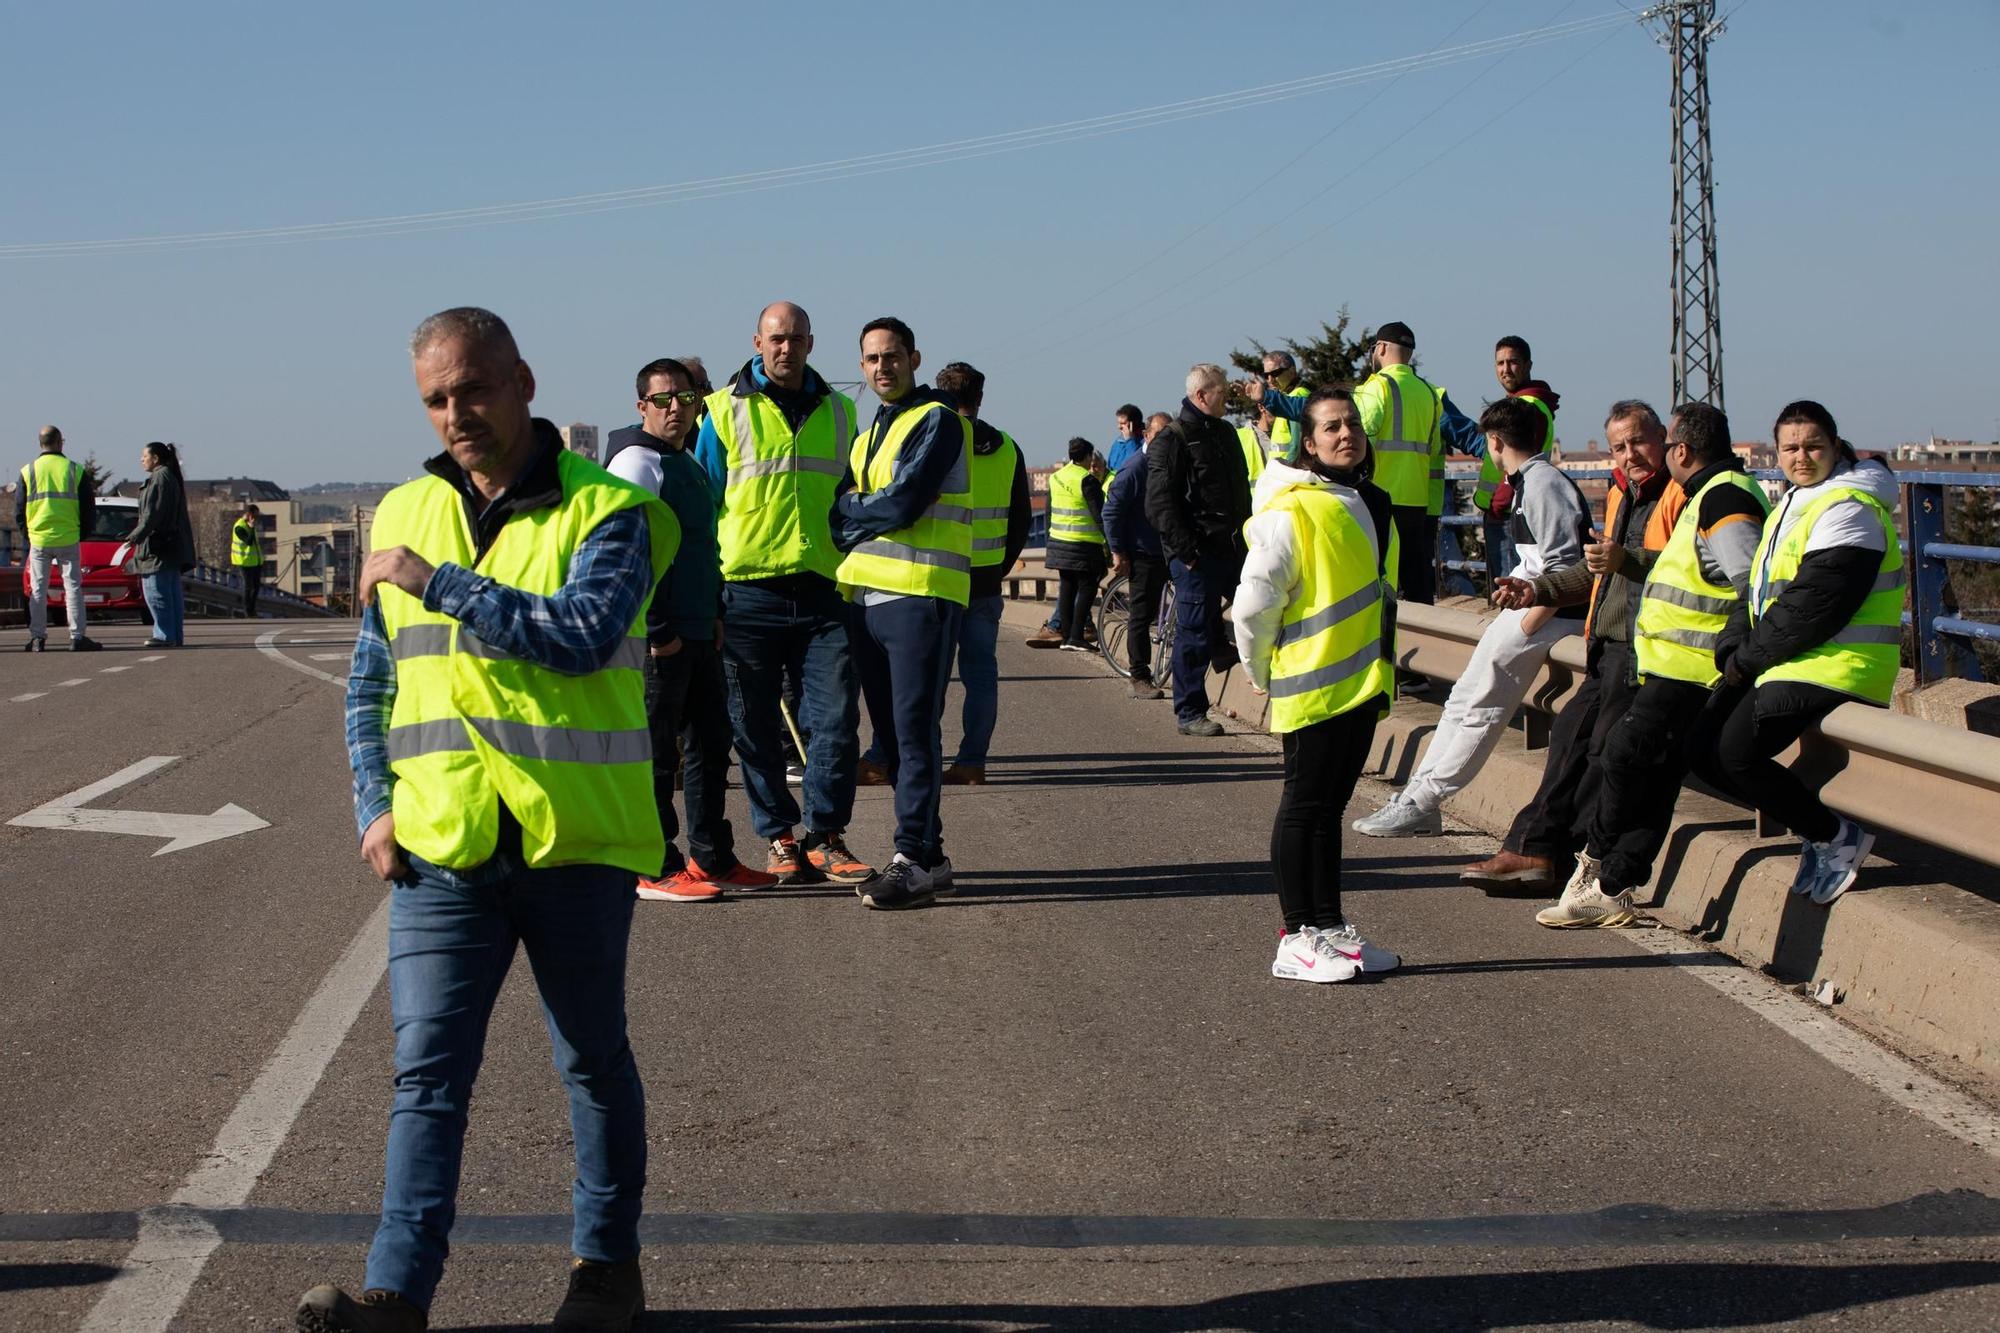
[1896,437,2000,466]
[559,423,599,462]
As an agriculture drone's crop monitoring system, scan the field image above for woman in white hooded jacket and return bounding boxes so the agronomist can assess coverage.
[1695,400,1904,905]
[1234,388,1402,984]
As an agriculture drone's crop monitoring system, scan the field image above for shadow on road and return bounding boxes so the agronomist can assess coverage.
[0,1262,119,1292]
[451,1259,2000,1331]
[947,861,1269,903]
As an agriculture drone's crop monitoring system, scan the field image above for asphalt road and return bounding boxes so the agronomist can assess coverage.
[5,616,2000,1331]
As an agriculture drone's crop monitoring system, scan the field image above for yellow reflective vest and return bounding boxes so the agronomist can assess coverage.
[1267,384,1311,458]
[372,451,677,873]
[1748,480,1905,704]
[1635,469,1769,687]
[231,518,263,567]
[836,399,974,605]
[1047,460,1106,547]
[1353,365,1441,509]
[968,429,1019,569]
[1472,393,1555,514]
[1236,426,1267,485]
[21,453,84,548]
[1257,482,1395,732]
[706,380,855,582]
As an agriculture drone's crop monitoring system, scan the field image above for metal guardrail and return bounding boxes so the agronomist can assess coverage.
[184,562,338,618]
[1394,600,2000,871]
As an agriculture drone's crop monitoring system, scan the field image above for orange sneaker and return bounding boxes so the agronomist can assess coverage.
[636,868,724,902]
[803,831,873,883]
[767,834,823,885]
[708,860,780,891]
[856,757,892,787]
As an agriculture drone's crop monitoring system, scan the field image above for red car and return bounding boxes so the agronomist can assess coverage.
[19,496,147,622]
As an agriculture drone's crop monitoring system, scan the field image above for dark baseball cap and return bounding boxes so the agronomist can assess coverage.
[1374,321,1416,349]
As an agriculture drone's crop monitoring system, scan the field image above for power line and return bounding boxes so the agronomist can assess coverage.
[0,13,1630,260]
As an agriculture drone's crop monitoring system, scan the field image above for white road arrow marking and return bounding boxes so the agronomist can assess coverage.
[7,755,270,856]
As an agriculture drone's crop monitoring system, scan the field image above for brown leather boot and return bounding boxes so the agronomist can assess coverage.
[1458,850,1557,888]
[1026,626,1063,649]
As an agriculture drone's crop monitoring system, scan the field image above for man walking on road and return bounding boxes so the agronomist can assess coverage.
[17,425,101,652]
[607,357,777,901]
[304,307,675,1333]
[1145,363,1252,737]
[834,317,975,909]
[232,502,265,619]
[695,301,875,888]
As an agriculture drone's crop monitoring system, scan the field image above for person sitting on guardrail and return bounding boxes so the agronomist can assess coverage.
[1104,412,1170,699]
[1541,401,1769,929]
[1459,401,1684,890]
[1689,401,1902,906]
[1350,397,1593,839]
[1235,387,1401,983]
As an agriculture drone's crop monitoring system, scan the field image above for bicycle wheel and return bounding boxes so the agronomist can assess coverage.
[1095,574,1130,677]
[1153,582,1178,686]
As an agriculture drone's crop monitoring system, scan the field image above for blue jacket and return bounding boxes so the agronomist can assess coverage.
[1107,435,1143,475]
[1103,445,1162,559]
[832,385,966,548]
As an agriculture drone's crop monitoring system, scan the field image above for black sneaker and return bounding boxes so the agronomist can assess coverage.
[552,1257,645,1332]
[295,1285,426,1333]
[71,635,103,652]
[861,855,936,910]
[23,637,42,652]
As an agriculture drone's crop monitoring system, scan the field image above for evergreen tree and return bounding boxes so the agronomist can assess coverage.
[1227,305,1381,397]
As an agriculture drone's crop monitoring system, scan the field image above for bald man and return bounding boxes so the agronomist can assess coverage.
[694,302,876,887]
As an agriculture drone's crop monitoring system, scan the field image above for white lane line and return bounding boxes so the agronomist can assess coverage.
[255,629,347,686]
[81,892,391,1333]
[100,665,133,674]
[138,655,165,663]
[309,652,350,662]
[55,677,90,688]
[1622,929,2000,1159]
[11,692,48,702]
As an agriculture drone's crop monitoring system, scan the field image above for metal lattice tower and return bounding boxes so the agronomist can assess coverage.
[1642,1,1727,412]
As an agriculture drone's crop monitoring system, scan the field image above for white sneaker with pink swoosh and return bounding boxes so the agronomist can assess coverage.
[1271,930,1357,983]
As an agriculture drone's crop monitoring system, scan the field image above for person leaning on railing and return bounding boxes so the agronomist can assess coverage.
[1689,400,1903,907]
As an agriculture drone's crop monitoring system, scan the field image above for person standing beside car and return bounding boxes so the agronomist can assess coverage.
[130,441,196,648]
[17,425,102,652]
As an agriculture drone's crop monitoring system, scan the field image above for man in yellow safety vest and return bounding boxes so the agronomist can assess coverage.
[231,502,265,619]
[17,425,102,652]
[300,307,674,1333]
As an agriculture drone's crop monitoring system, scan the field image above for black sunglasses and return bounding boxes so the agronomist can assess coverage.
[643,391,702,408]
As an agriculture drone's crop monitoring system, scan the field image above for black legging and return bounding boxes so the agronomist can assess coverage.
[1057,569,1099,647]
[1272,706,1379,932]
[1691,680,1847,843]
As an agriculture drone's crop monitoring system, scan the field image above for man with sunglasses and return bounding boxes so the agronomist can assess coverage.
[695,301,875,887]
[606,359,776,902]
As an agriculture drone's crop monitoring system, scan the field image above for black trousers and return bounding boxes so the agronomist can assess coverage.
[644,639,738,878]
[1505,640,1641,859]
[1689,680,1848,844]
[1584,676,1733,893]
[1272,706,1380,933]
[241,565,262,618]
[1124,553,1169,681]
[1391,506,1434,606]
[1057,569,1100,648]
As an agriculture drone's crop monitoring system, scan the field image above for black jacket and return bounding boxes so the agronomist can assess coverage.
[1144,399,1252,565]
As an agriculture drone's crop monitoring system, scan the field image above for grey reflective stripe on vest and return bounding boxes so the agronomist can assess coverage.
[1051,505,1091,517]
[929,503,974,525]
[1829,623,1902,647]
[1266,640,1381,699]
[1642,625,1721,651]
[468,717,652,765]
[1374,378,1427,454]
[852,538,971,573]
[387,719,476,762]
[392,624,645,671]
[726,454,845,484]
[971,534,1007,552]
[1642,582,1737,617]
[1761,566,1906,606]
[22,459,79,502]
[971,506,1010,520]
[1274,582,1383,650]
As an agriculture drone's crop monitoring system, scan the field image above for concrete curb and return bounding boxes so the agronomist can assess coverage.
[999,589,2000,1084]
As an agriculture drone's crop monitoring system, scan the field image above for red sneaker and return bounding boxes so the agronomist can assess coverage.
[707,860,779,891]
[636,868,724,902]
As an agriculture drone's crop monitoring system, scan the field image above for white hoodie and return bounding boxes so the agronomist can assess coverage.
[1234,460,1387,692]
[1750,458,1896,607]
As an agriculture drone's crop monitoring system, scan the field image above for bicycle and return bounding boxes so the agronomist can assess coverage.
[1094,569,1177,685]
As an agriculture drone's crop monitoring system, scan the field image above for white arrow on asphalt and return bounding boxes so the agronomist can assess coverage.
[7,755,270,856]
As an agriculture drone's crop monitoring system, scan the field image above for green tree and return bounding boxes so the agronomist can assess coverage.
[80,453,116,499]
[1227,305,1381,407]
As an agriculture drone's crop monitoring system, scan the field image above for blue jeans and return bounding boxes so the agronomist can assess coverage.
[366,850,645,1310]
[949,594,1004,768]
[1167,554,1239,725]
[853,596,962,861]
[141,570,185,644]
[721,577,859,840]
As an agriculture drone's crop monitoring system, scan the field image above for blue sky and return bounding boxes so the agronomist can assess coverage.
[2,1,1995,486]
